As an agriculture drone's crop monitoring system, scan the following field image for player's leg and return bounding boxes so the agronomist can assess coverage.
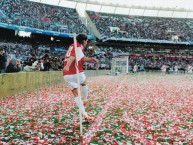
[79,72,94,122]
[64,74,87,117]
[81,82,89,105]
[79,73,89,105]
[72,88,88,116]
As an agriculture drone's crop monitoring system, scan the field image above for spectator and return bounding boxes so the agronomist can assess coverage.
[41,54,51,71]
[6,58,21,73]
[0,48,6,73]
[28,54,37,66]
[23,59,41,71]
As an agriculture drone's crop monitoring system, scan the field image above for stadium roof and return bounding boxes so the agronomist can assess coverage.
[28,0,193,18]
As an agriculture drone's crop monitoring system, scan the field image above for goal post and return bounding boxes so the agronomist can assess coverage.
[111,57,129,75]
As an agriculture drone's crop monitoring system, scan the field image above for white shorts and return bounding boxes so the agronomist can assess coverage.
[63,72,86,90]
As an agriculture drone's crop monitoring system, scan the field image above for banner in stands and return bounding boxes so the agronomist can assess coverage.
[0,22,95,40]
[54,48,64,52]
[103,37,192,45]
[118,54,193,60]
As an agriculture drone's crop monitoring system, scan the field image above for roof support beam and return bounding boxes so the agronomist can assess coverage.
[58,0,61,6]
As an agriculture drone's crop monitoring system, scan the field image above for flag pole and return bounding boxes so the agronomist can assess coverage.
[73,33,83,137]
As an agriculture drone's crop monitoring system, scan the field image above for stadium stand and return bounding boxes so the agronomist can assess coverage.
[0,0,88,34]
[87,11,193,42]
[0,1,192,73]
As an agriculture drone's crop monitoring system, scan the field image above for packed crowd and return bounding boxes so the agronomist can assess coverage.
[0,39,68,73]
[128,57,192,73]
[87,11,193,42]
[0,0,192,42]
[93,46,193,73]
[1,39,192,74]
[0,0,88,34]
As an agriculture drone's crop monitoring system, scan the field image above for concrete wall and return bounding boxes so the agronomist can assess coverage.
[0,70,109,98]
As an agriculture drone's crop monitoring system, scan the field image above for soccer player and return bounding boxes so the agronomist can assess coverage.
[63,34,98,122]
[161,64,167,75]
[174,64,179,74]
[133,64,138,73]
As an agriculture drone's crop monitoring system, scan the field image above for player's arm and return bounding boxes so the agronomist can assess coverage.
[63,56,75,71]
[84,57,98,64]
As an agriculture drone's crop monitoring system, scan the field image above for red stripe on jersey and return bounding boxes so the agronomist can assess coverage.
[63,42,85,75]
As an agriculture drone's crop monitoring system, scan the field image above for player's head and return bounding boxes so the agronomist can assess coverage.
[0,48,4,55]
[76,33,88,47]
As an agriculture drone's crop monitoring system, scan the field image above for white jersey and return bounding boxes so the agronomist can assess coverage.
[133,65,138,72]
[161,65,166,72]
[174,65,178,72]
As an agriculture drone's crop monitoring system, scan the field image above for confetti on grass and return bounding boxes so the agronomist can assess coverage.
[0,74,193,144]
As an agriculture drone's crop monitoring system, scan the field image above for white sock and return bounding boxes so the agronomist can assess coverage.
[74,96,87,116]
[81,86,88,101]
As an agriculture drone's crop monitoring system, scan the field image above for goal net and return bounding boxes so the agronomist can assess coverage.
[111,57,128,75]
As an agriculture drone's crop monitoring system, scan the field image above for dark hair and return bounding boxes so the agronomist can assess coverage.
[44,54,49,58]
[76,34,87,44]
